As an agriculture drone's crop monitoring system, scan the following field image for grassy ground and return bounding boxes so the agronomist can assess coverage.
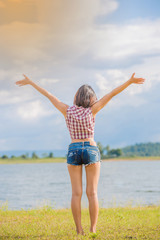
[0,203,160,240]
[0,156,160,164]
[0,157,66,164]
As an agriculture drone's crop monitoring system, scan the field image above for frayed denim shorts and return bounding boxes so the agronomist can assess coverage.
[67,141,102,166]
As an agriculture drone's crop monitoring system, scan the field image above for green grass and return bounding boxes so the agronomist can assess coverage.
[0,202,160,240]
[0,156,160,164]
[0,157,66,164]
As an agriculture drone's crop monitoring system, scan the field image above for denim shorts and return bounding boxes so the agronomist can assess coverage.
[67,141,102,166]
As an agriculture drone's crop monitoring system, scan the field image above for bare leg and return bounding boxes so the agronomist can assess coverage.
[67,164,84,235]
[85,162,101,233]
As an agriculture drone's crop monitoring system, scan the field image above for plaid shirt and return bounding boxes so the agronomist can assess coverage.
[65,105,95,139]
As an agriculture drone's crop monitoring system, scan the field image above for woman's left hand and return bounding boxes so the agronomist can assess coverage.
[15,74,32,86]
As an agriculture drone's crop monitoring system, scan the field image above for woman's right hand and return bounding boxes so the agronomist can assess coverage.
[129,73,145,84]
[15,74,32,87]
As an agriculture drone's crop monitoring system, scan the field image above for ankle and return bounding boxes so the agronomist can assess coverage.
[90,226,96,233]
[76,227,84,235]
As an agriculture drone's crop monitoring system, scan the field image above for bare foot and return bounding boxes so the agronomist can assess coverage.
[76,228,85,235]
[90,227,96,233]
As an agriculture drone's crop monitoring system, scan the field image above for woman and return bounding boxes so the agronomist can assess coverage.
[15,73,145,235]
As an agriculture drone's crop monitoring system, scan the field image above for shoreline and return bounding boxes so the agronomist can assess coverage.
[0,156,160,164]
[1,203,160,211]
[102,158,160,161]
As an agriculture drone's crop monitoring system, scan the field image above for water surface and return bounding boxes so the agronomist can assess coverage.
[0,160,160,210]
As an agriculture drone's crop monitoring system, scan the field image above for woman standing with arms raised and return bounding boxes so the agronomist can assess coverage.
[15,73,145,235]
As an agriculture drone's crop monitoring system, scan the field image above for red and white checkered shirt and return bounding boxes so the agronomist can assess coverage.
[65,105,95,140]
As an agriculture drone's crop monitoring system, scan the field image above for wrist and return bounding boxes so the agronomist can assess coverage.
[128,78,133,84]
[29,79,34,85]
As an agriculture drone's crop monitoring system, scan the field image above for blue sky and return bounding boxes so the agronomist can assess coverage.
[0,0,160,153]
[96,0,160,24]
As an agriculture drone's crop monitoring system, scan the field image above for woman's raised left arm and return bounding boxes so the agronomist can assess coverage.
[15,74,69,117]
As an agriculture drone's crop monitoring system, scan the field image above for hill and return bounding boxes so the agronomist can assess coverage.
[121,142,160,157]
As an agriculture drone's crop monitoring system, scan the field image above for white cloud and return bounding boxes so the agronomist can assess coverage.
[95,70,128,94]
[95,69,148,107]
[16,100,55,120]
[39,78,59,86]
[0,0,118,68]
[0,0,160,153]
[1,1,160,73]
[0,69,10,80]
[0,90,22,105]
[99,0,118,15]
[0,69,61,106]
[95,49,160,102]
[36,0,118,32]
[1,1,160,83]
[95,73,113,95]
[95,70,137,96]
[1,0,160,124]
[84,18,160,61]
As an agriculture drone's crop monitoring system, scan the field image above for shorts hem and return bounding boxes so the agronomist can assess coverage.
[84,160,102,167]
[67,160,102,166]
[67,163,81,166]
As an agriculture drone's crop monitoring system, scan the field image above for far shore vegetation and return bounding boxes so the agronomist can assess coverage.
[0,156,160,164]
[0,142,160,164]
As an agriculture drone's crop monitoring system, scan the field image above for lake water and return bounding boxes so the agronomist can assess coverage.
[0,160,160,210]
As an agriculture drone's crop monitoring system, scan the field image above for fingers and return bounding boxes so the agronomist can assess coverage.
[136,79,145,82]
[15,81,21,85]
[23,74,29,80]
[140,79,145,82]
[15,82,22,86]
[15,81,24,86]
[132,72,135,77]
[134,77,146,84]
[132,73,145,81]
[138,80,145,84]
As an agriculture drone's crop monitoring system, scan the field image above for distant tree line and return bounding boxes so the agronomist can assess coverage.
[121,142,160,157]
[1,142,160,159]
[0,152,54,159]
[97,142,123,159]
[97,141,160,159]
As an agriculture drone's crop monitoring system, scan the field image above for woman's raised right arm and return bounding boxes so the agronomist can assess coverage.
[91,73,145,116]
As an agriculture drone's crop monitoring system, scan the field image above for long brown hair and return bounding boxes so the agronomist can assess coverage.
[74,84,98,108]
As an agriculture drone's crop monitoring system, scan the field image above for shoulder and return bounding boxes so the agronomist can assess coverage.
[90,106,96,119]
[65,105,75,118]
[62,104,70,118]
[66,105,75,112]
